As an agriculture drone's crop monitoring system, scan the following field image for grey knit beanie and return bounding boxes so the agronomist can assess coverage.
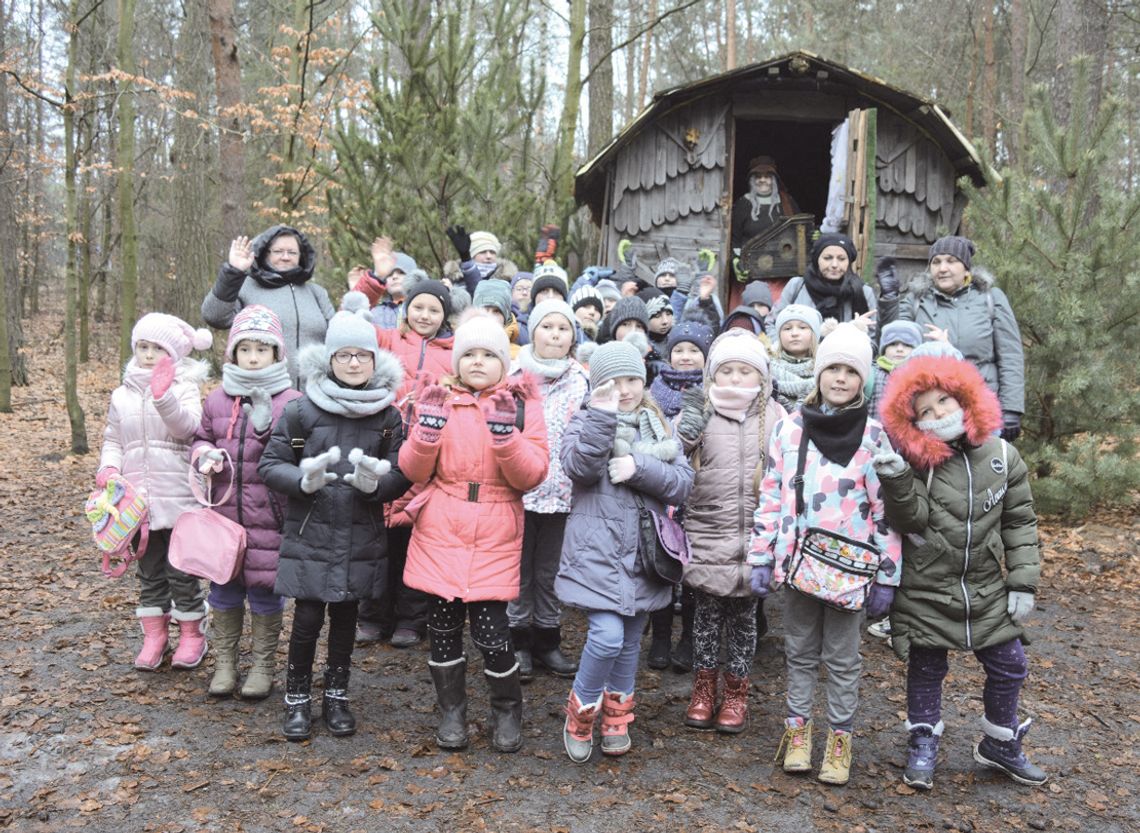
[325,310,381,366]
[741,281,773,309]
[607,295,649,333]
[472,278,513,322]
[928,236,976,270]
[527,298,576,340]
[589,340,646,388]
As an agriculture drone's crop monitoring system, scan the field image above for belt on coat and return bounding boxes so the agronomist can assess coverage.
[435,480,519,504]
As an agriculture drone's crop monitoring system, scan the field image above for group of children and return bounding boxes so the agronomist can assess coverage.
[96,231,1046,792]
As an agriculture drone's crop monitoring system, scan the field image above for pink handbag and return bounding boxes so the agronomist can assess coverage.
[169,449,247,585]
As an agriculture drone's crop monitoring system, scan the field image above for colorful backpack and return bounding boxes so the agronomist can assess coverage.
[85,476,149,578]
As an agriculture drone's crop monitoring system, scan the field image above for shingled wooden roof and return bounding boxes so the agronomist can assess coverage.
[575,50,987,222]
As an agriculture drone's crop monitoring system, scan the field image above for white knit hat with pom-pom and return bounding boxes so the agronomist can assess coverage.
[131,312,212,360]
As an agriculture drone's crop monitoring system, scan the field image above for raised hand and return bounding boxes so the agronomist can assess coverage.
[344,447,391,494]
[484,390,518,443]
[677,386,709,440]
[299,446,341,494]
[228,236,255,272]
[607,455,636,484]
[872,451,908,478]
[874,257,899,296]
[245,386,273,433]
[445,225,471,261]
[415,384,452,442]
[589,380,619,413]
[371,236,395,277]
[150,355,175,400]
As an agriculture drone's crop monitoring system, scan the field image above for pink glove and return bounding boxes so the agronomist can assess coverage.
[485,390,518,443]
[150,355,175,399]
[95,467,119,488]
[414,385,451,443]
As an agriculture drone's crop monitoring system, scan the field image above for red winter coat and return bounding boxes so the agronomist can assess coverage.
[399,373,550,602]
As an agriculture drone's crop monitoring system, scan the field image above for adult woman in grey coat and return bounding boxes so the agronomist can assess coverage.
[203,225,336,386]
[893,236,1025,440]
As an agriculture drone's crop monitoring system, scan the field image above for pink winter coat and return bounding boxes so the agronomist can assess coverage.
[98,360,209,530]
[399,373,550,602]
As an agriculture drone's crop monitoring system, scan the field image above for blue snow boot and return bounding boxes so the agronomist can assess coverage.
[902,721,942,790]
[973,717,1048,786]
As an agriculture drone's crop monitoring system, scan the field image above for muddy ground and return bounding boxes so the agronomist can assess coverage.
[0,320,1136,833]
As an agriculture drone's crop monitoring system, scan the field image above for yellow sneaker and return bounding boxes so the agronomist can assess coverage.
[818,728,853,785]
[775,717,813,773]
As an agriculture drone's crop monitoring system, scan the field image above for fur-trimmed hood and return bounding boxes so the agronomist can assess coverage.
[297,342,405,393]
[906,265,996,298]
[880,355,1003,470]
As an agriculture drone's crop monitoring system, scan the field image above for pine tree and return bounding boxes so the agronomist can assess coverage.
[963,69,1140,516]
[323,0,547,275]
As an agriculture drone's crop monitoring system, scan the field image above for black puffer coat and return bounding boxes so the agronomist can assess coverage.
[259,347,412,602]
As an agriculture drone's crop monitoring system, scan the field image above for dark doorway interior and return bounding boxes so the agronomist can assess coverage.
[731,119,837,228]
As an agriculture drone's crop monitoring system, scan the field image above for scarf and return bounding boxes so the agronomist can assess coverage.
[876,355,898,372]
[222,361,292,398]
[122,359,154,392]
[304,370,397,418]
[613,407,680,462]
[250,265,309,288]
[800,402,869,467]
[770,352,815,408]
[516,344,570,379]
[474,261,499,279]
[917,409,966,442]
[708,385,763,423]
[649,367,703,418]
[802,266,870,322]
[744,191,781,223]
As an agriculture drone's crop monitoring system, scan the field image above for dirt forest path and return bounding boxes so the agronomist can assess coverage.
[0,315,1137,833]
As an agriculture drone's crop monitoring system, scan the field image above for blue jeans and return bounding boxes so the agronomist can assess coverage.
[571,610,648,703]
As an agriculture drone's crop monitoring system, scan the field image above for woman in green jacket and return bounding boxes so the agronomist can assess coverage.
[873,353,1047,790]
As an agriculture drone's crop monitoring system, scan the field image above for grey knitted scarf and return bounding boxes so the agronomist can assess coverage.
[613,407,680,462]
[222,361,292,398]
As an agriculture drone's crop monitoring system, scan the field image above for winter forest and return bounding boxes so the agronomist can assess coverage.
[0,0,1136,513]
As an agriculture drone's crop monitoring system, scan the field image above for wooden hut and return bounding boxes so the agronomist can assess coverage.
[574,50,988,306]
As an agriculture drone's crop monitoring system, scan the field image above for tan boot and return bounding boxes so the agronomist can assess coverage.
[208,607,244,697]
[818,728,853,785]
[240,611,282,700]
[775,717,813,773]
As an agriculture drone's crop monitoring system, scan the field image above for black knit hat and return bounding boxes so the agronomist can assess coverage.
[666,320,714,358]
[404,278,453,320]
[811,233,858,264]
[530,273,569,302]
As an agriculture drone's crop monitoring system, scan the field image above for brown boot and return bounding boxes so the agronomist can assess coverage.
[714,672,749,734]
[684,668,718,729]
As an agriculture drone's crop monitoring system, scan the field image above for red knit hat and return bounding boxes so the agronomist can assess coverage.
[880,355,1002,470]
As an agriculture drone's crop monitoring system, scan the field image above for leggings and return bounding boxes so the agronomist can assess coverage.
[287,598,359,674]
[907,639,1028,729]
[427,596,515,675]
[691,590,757,677]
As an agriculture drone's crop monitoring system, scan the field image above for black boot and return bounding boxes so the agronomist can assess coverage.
[532,627,578,678]
[282,664,312,742]
[672,594,695,672]
[429,659,469,749]
[322,666,356,737]
[647,607,673,670]
[510,627,534,683]
[485,667,523,752]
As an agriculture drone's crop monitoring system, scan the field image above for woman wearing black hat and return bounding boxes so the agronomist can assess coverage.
[766,233,879,341]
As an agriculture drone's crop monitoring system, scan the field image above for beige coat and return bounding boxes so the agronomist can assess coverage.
[681,396,785,597]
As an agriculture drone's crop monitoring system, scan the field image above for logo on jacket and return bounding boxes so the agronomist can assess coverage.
[990,456,1005,474]
[981,481,1008,514]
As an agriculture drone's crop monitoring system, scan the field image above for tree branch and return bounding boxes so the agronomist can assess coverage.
[0,70,63,108]
[583,0,703,86]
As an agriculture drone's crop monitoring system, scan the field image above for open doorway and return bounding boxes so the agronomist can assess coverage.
[726,118,838,309]
[732,118,836,228]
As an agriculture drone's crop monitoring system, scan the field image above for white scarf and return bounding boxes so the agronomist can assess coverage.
[516,344,569,379]
[917,410,966,442]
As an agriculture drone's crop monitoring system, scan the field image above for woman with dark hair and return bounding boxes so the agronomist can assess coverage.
[766,233,879,341]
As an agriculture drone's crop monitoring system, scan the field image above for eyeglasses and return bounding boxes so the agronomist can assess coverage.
[269,248,300,257]
[332,351,374,365]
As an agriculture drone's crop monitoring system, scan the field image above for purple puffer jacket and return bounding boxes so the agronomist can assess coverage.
[192,386,301,589]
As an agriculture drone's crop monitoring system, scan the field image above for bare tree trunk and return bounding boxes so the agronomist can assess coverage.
[725,0,736,70]
[1008,0,1027,165]
[1055,0,1109,126]
[0,0,26,399]
[587,0,614,157]
[981,2,996,158]
[637,0,656,110]
[65,0,89,453]
[624,0,636,120]
[554,0,587,232]
[207,0,246,243]
[116,0,139,363]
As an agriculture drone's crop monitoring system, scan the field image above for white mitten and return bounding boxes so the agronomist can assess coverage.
[872,451,908,478]
[344,447,392,494]
[299,446,341,494]
[197,448,225,474]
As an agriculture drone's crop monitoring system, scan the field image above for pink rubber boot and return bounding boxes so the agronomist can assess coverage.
[135,607,171,671]
[171,610,209,669]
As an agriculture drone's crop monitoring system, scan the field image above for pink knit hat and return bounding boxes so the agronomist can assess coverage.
[706,330,770,380]
[814,321,873,385]
[131,312,213,360]
[451,310,511,377]
[226,304,285,362]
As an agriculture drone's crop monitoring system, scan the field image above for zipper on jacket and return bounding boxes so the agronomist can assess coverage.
[291,286,301,356]
[236,408,248,527]
[961,450,975,649]
[737,417,747,594]
[299,504,315,537]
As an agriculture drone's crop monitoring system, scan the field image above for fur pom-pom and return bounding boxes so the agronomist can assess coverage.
[577,341,598,366]
[341,290,371,315]
[621,329,650,356]
[191,328,213,352]
[819,317,839,339]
